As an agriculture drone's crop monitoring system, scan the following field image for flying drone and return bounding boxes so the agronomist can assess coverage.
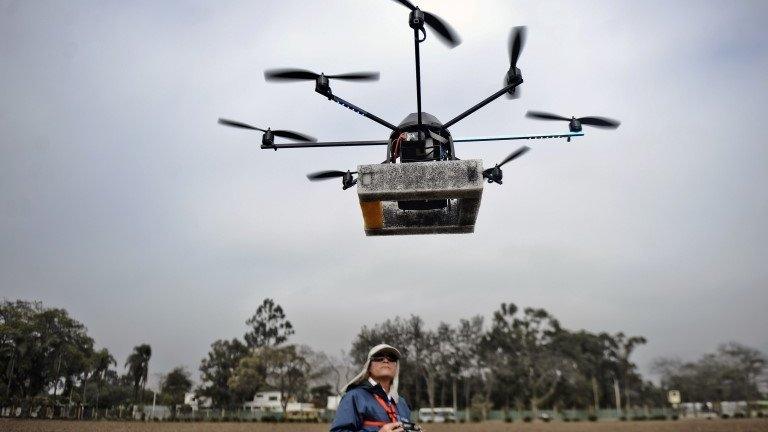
[219,0,620,236]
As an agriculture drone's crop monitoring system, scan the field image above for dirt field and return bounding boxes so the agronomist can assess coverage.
[3,419,768,432]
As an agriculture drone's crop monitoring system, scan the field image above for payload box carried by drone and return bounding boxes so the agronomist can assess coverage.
[219,0,620,236]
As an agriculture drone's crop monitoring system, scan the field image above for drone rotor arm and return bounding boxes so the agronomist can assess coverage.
[452,132,584,143]
[265,139,390,149]
[443,80,521,129]
[324,93,398,131]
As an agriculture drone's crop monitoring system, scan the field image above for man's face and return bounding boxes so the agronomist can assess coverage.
[368,352,398,381]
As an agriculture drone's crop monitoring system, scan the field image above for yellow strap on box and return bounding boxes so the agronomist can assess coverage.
[360,201,383,229]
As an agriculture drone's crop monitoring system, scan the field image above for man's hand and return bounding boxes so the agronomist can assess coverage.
[379,421,403,432]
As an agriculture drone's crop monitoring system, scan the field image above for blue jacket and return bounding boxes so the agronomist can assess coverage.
[330,381,411,432]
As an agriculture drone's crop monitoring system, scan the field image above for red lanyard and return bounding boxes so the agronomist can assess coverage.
[373,393,399,423]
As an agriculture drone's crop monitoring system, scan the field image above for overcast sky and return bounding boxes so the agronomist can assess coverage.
[1,0,767,389]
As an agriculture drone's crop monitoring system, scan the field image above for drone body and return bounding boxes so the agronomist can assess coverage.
[219,1,620,236]
[356,158,484,235]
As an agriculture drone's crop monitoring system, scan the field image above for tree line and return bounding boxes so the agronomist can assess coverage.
[0,300,195,418]
[1,298,765,419]
[349,303,658,419]
[653,343,766,403]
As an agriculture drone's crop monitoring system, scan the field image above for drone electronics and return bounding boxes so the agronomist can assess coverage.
[219,0,620,236]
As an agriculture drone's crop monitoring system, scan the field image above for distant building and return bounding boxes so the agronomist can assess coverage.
[244,391,284,412]
[720,401,748,417]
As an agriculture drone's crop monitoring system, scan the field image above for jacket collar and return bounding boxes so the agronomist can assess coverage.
[367,377,396,402]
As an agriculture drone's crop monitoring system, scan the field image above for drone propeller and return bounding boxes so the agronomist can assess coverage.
[264,68,379,82]
[505,26,527,99]
[526,111,621,131]
[390,0,461,48]
[306,170,355,180]
[482,146,530,185]
[217,118,316,142]
[307,170,358,190]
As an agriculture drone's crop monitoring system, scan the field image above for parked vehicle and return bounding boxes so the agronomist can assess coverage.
[418,407,456,422]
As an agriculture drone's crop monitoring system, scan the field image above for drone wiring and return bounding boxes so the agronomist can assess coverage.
[390,132,407,162]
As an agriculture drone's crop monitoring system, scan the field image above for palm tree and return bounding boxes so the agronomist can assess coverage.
[614,333,647,413]
[93,348,116,417]
[125,344,152,406]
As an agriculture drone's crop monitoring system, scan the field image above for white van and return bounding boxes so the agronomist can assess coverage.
[418,407,456,423]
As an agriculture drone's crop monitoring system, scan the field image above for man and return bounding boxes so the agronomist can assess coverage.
[330,344,414,432]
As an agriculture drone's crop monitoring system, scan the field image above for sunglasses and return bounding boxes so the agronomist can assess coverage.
[371,355,398,363]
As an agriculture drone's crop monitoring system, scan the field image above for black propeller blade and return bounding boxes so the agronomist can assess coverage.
[390,0,461,48]
[497,145,530,167]
[218,118,316,142]
[506,26,527,99]
[579,116,622,128]
[526,111,570,121]
[307,170,358,190]
[264,68,379,82]
[306,170,356,181]
[482,146,530,185]
[526,111,621,129]
[509,26,526,70]
[392,0,417,9]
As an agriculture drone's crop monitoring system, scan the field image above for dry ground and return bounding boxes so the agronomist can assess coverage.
[3,419,768,432]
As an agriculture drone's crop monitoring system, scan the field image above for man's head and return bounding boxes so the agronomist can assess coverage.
[341,343,403,401]
[367,345,400,383]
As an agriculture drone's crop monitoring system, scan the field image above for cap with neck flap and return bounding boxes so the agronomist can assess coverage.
[341,344,402,402]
